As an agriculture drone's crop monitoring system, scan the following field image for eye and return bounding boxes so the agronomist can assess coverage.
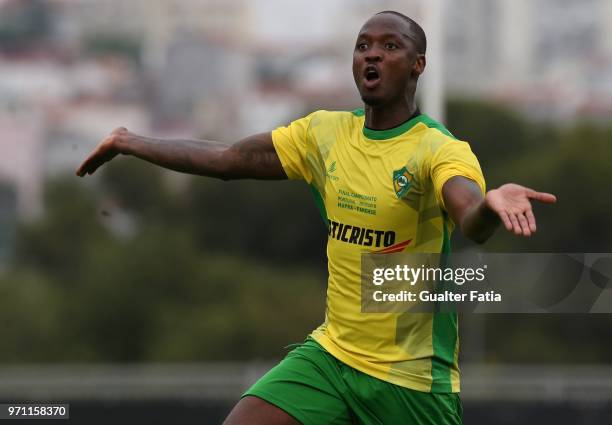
[385,42,398,50]
[356,42,368,51]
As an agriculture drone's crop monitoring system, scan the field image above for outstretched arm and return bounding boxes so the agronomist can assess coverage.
[76,127,286,180]
[442,176,557,244]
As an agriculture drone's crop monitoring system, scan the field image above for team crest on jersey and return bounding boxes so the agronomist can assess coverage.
[392,167,414,198]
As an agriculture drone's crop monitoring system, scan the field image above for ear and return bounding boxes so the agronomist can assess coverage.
[412,54,426,77]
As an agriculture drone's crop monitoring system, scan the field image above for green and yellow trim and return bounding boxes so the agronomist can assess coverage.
[352,108,455,140]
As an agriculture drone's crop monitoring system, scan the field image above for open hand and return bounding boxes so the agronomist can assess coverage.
[485,183,557,236]
[76,127,129,177]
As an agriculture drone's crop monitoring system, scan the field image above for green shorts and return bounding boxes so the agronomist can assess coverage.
[243,338,462,425]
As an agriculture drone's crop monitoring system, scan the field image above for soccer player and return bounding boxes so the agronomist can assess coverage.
[77,11,556,425]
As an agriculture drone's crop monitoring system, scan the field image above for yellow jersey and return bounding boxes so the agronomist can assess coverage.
[272,109,485,393]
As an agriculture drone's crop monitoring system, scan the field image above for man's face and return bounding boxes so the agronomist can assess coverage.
[352,14,424,107]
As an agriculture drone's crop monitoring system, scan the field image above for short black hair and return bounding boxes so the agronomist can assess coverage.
[376,10,427,55]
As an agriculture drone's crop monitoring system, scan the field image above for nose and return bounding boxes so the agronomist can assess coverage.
[365,45,383,62]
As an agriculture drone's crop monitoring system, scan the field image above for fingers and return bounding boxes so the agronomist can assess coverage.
[76,152,95,176]
[508,213,522,235]
[525,209,537,233]
[526,189,557,204]
[76,133,121,177]
[76,156,92,177]
[76,154,101,177]
[76,146,104,177]
[502,209,535,237]
[490,184,555,238]
[516,212,531,236]
[499,210,513,232]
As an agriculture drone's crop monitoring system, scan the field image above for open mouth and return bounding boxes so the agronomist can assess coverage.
[363,66,381,88]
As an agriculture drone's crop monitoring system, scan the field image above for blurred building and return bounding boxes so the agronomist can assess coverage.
[0,95,44,219]
[445,0,612,120]
[0,54,145,219]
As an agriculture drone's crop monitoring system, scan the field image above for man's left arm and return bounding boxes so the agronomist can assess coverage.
[442,177,557,244]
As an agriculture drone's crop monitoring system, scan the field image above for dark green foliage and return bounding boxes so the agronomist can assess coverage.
[82,35,141,63]
[2,158,326,363]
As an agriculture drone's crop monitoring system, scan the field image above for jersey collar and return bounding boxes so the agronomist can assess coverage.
[360,108,423,140]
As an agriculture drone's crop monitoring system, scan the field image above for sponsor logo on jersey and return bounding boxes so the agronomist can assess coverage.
[328,219,406,250]
[372,239,412,254]
[393,166,414,198]
[326,160,339,181]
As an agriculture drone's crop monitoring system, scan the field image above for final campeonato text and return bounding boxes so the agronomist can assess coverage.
[371,264,502,303]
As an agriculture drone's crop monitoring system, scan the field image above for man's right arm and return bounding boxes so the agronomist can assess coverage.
[76,127,287,180]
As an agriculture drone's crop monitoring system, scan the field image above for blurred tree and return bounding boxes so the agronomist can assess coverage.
[83,35,141,64]
[101,157,183,223]
[14,178,110,285]
[145,255,326,361]
[5,160,327,362]
[186,178,327,267]
[447,99,559,188]
[0,181,17,264]
[0,271,64,362]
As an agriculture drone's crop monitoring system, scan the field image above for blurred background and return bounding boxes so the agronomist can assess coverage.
[0,0,611,423]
